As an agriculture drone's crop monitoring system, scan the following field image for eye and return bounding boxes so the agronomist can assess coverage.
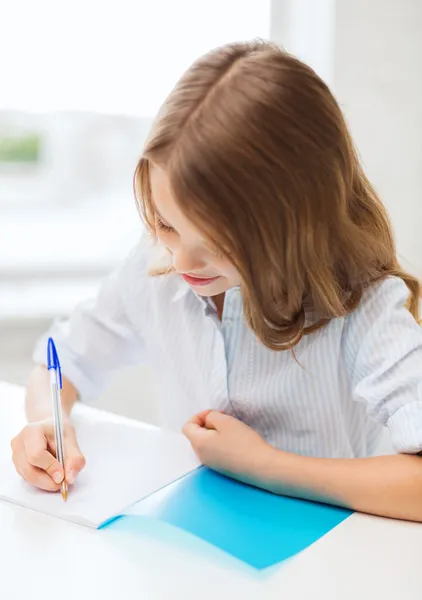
[156,217,174,233]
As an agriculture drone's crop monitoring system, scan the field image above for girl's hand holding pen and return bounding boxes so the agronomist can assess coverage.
[11,417,86,492]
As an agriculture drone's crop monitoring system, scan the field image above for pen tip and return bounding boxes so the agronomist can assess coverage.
[61,482,68,503]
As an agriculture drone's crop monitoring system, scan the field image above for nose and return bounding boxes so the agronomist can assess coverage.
[172,244,206,274]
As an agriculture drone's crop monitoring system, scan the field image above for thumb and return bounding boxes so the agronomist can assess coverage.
[63,427,86,484]
[182,410,227,442]
[182,420,209,442]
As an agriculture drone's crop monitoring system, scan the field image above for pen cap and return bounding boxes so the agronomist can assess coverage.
[47,337,63,389]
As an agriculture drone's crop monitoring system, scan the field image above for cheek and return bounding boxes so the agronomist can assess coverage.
[215,258,240,283]
[228,268,242,285]
[156,231,174,252]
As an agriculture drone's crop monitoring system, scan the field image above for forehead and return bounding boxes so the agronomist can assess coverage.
[149,165,203,238]
[149,164,173,206]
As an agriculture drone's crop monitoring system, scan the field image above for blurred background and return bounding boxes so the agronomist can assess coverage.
[1,0,422,428]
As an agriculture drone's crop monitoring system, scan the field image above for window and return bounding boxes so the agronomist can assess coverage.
[0,1,270,320]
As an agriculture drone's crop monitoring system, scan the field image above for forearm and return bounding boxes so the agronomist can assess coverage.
[262,450,422,522]
[25,365,79,422]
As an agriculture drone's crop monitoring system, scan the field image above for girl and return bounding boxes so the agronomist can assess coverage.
[12,40,422,521]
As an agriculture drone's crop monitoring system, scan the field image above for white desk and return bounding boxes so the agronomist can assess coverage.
[1,381,422,600]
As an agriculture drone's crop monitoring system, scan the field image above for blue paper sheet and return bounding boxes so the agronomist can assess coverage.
[106,467,352,569]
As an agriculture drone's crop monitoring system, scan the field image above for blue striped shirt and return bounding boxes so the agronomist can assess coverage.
[33,237,422,458]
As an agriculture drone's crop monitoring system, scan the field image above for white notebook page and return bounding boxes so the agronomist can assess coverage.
[0,419,200,527]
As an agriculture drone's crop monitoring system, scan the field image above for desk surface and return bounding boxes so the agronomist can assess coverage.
[1,381,422,600]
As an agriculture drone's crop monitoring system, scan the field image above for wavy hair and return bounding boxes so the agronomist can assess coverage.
[134,40,420,350]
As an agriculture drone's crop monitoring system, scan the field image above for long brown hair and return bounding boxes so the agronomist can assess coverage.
[134,39,420,351]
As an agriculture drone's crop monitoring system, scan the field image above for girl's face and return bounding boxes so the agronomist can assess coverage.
[150,166,241,296]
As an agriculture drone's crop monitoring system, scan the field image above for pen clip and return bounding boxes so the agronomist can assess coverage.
[57,363,63,390]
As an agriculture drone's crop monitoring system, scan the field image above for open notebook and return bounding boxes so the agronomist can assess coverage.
[0,418,200,528]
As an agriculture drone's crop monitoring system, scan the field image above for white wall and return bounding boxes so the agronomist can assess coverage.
[271,0,422,276]
[334,0,422,275]
[270,0,335,84]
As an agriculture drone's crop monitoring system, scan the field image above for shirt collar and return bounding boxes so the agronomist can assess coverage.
[171,276,209,308]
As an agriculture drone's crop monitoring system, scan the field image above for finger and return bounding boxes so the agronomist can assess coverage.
[63,429,86,484]
[182,420,202,441]
[182,409,228,440]
[203,410,233,430]
[16,462,61,492]
[183,409,211,438]
[183,419,215,442]
[24,434,64,484]
[185,410,214,429]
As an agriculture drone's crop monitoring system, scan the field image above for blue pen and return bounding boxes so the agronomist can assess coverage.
[47,337,68,502]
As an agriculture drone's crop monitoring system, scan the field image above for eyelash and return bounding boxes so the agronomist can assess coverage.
[156,217,226,259]
[156,217,174,233]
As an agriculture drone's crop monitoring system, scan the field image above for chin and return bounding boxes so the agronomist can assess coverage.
[193,278,229,296]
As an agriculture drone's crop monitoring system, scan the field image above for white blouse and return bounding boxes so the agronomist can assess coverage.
[33,237,422,458]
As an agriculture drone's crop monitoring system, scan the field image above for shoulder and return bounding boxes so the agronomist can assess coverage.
[121,232,156,273]
[120,234,167,290]
[351,277,411,325]
[120,233,184,308]
[343,276,419,355]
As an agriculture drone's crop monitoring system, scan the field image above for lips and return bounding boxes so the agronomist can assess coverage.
[182,273,219,287]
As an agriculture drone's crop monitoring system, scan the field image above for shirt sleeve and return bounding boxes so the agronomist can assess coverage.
[345,277,422,454]
[32,241,148,403]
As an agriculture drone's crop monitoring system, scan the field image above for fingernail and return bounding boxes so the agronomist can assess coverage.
[66,470,75,484]
[53,472,63,484]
